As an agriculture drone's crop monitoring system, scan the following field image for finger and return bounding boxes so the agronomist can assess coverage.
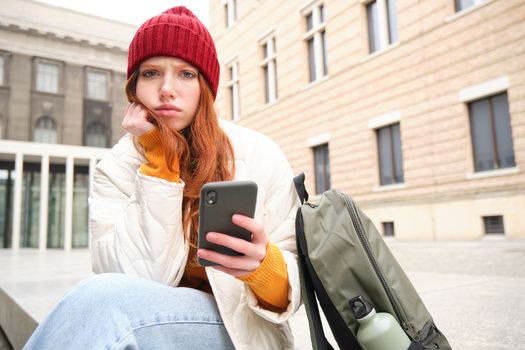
[197,249,260,271]
[130,103,148,120]
[206,232,265,260]
[124,103,132,115]
[232,215,267,245]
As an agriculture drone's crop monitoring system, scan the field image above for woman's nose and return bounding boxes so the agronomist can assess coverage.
[159,77,177,99]
[159,87,176,99]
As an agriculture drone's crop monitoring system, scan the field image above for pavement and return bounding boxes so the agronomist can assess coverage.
[1,238,525,349]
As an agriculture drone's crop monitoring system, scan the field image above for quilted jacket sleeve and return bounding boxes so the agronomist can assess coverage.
[239,133,302,323]
[88,134,188,286]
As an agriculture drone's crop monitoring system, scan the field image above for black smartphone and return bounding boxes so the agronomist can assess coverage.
[197,180,258,266]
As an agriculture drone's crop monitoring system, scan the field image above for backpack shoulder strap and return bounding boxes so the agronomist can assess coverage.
[293,173,309,204]
[296,209,334,350]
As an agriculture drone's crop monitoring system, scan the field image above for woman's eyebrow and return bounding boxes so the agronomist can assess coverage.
[139,64,159,70]
[177,64,198,71]
[140,63,197,70]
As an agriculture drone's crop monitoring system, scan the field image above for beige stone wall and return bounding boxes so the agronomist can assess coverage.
[210,0,525,239]
[365,189,525,240]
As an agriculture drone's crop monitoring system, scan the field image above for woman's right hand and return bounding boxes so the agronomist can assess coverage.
[122,102,156,137]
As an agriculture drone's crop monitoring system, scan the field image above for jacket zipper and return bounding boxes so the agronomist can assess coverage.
[341,193,420,341]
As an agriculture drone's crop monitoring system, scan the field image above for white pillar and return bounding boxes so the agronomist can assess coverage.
[11,153,23,250]
[39,154,49,250]
[88,157,98,250]
[64,156,74,250]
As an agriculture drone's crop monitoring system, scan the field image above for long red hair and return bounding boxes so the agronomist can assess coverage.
[125,71,235,246]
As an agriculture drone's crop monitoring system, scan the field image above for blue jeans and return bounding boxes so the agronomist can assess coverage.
[23,273,235,350]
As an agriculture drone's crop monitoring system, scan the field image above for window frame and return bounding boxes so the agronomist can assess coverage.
[482,215,504,235]
[455,0,485,12]
[225,59,240,121]
[85,121,108,148]
[85,67,111,101]
[382,221,395,236]
[375,122,404,186]
[224,0,238,28]
[312,143,331,195]
[302,2,328,83]
[33,116,58,144]
[259,33,278,104]
[364,0,398,54]
[33,58,63,95]
[468,92,515,172]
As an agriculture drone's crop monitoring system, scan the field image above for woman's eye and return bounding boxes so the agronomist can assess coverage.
[181,71,196,79]
[141,70,159,78]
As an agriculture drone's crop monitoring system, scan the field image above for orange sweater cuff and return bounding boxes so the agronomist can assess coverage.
[238,242,289,311]
[137,129,180,183]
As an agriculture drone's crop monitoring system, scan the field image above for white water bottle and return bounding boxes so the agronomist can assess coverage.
[349,296,411,350]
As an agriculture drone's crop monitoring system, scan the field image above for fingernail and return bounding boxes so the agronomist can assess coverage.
[207,233,216,240]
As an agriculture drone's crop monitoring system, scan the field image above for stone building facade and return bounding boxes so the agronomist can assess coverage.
[0,0,133,146]
[210,0,525,239]
[0,0,135,249]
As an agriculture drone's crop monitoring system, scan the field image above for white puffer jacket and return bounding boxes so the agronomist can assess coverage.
[88,120,301,349]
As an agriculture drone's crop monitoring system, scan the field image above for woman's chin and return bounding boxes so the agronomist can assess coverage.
[158,118,191,132]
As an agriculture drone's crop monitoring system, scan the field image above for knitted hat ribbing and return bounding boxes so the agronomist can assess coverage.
[127,7,219,99]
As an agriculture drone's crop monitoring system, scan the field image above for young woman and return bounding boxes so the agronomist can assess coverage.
[23,6,300,350]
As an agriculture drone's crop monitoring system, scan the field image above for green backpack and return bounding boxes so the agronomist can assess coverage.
[293,174,451,350]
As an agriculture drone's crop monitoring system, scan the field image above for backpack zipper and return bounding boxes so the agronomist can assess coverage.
[341,193,419,341]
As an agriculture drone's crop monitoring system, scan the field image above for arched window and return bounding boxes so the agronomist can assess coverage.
[85,122,107,148]
[34,116,57,143]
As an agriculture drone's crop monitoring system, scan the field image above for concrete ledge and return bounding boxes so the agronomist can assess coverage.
[0,324,14,350]
[0,288,36,350]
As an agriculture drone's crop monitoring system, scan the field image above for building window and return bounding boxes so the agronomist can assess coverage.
[34,116,58,143]
[366,0,398,53]
[226,61,240,121]
[261,36,278,104]
[35,61,60,94]
[225,0,237,28]
[469,93,515,172]
[483,215,504,235]
[382,222,395,236]
[376,123,404,185]
[456,0,485,12]
[85,122,108,148]
[313,143,331,194]
[304,3,328,82]
[86,69,109,101]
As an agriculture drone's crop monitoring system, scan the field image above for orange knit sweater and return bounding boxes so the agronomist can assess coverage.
[138,130,289,311]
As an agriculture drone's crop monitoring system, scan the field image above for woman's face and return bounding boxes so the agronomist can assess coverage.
[136,56,201,131]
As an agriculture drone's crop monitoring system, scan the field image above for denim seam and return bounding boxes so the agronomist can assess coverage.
[109,320,225,350]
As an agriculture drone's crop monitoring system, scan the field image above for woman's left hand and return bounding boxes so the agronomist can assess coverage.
[197,214,268,277]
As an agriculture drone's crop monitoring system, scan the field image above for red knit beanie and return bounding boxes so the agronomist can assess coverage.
[127,6,219,99]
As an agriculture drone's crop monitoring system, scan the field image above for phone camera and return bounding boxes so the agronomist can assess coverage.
[206,190,217,205]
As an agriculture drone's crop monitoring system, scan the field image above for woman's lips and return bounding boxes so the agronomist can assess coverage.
[155,104,181,117]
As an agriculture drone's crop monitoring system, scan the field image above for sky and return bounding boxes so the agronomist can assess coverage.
[33,0,210,27]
